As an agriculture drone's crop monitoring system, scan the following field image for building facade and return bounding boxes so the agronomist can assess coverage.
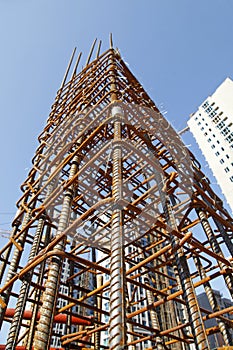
[197,290,233,349]
[188,77,233,212]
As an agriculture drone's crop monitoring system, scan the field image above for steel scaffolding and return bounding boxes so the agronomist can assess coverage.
[0,37,233,350]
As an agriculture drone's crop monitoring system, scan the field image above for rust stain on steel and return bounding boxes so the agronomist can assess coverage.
[0,36,232,349]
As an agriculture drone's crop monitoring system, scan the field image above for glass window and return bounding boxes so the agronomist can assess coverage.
[215,151,220,156]
[202,101,209,109]
[230,176,233,182]
[221,127,230,136]
[209,110,217,118]
[220,159,225,164]
[217,121,225,130]
[226,133,233,143]
[207,138,211,142]
[225,167,230,173]
[213,116,221,124]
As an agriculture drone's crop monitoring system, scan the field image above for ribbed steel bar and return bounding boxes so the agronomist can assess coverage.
[213,217,233,257]
[193,255,232,345]
[142,133,209,349]
[94,275,103,349]
[33,154,80,350]
[0,209,32,327]
[144,271,164,350]
[26,225,51,350]
[5,216,45,349]
[144,132,210,350]
[0,224,20,285]
[109,106,127,350]
[197,209,233,298]
[164,200,210,350]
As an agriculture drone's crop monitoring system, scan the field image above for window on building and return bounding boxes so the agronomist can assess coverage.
[220,159,225,164]
[198,121,201,126]
[206,106,212,113]
[195,116,198,121]
[202,101,209,109]
[221,147,225,151]
[201,127,204,131]
[217,121,225,130]
[226,154,229,159]
[230,176,233,182]
[221,127,230,136]
[209,110,217,118]
[207,138,211,142]
[213,116,221,124]
[204,132,208,136]
[211,144,215,149]
[226,133,233,143]
[225,167,230,173]
[215,151,220,156]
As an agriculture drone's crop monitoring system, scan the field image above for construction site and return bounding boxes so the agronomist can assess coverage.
[0,37,233,350]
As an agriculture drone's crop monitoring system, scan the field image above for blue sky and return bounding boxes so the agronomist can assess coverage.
[0,0,233,233]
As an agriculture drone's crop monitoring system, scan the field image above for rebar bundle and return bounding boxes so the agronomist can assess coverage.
[0,37,233,350]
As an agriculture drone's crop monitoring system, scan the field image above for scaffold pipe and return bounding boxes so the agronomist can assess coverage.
[4,308,92,325]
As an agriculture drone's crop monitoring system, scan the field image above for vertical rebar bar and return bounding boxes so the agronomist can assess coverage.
[144,271,164,350]
[213,217,233,257]
[0,209,31,327]
[197,209,233,298]
[0,223,20,285]
[109,106,127,350]
[5,215,45,350]
[144,133,210,350]
[94,274,103,349]
[193,255,232,345]
[33,155,80,350]
[164,200,209,350]
[26,224,51,350]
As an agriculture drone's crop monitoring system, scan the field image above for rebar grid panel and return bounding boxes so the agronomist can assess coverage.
[0,39,233,350]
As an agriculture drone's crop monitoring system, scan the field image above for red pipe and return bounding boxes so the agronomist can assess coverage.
[5,308,92,326]
[0,347,64,350]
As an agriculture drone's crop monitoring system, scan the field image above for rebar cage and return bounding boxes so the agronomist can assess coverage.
[0,38,233,350]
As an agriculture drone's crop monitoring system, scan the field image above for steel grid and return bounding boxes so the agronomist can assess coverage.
[0,38,233,350]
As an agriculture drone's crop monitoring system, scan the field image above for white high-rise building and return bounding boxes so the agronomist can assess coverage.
[188,77,233,211]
